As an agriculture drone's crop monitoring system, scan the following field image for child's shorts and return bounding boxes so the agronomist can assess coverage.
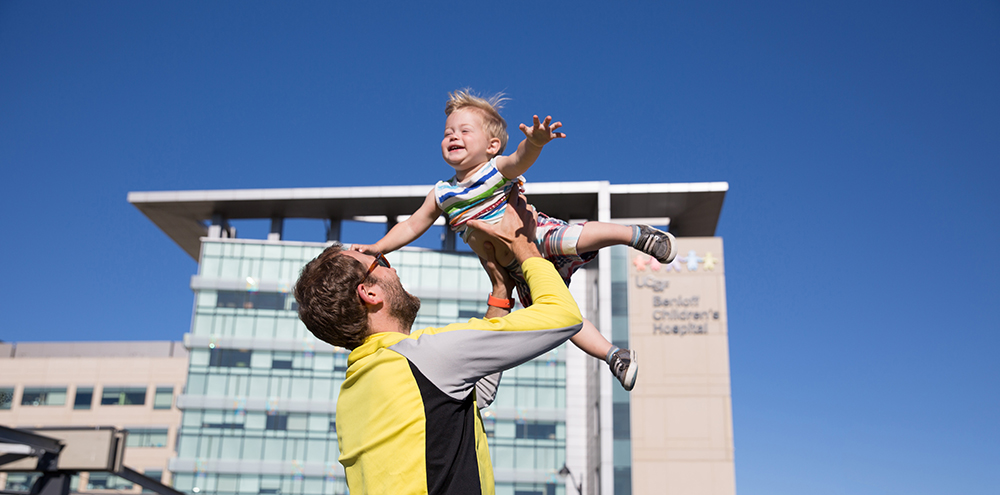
[507,213,598,307]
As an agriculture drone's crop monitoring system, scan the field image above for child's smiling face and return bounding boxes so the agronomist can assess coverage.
[442,108,501,174]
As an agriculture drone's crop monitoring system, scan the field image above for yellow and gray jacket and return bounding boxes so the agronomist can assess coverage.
[336,257,583,495]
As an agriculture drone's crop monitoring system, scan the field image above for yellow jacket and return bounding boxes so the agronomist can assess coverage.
[336,257,583,494]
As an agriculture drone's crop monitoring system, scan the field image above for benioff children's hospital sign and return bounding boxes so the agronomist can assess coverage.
[627,236,735,495]
[627,237,727,337]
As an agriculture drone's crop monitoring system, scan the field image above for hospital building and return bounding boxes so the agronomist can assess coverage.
[1,180,734,495]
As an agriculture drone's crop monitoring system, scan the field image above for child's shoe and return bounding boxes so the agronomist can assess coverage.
[633,225,677,264]
[608,347,638,391]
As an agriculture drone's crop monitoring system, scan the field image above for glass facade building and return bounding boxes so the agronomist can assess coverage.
[130,181,732,495]
[170,239,571,495]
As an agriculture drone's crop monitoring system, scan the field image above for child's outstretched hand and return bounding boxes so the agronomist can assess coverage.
[350,243,379,255]
[519,115,566,148]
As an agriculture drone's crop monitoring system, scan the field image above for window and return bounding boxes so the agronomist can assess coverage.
[125,428,169,448]
[209,348,251,368]
[266,413,288,431]
[87,473,132,490]
[216,290,290,310]
[101,387,146,406]
[153,387,173,410]
[515,422,557,440]
[21,387,66,406]
[458,309,480,319]
[0,387,13,409]
[74,387,94,410]
[613,402,631,439]
[4,473,38,491]
[141,471,163,493]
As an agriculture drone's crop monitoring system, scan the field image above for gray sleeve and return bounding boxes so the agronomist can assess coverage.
[475,372,502,409]
[388,321,581,402]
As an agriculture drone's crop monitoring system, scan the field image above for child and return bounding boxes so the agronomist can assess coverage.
[352,89,676,391]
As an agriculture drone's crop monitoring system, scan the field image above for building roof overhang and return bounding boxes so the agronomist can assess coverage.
[129,181,728,260]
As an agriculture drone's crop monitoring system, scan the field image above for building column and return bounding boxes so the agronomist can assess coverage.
[268,217,284,241]
[442,228,456,251]
[208,215,235,239]
[597,182,615,495]
[326,219,341,242]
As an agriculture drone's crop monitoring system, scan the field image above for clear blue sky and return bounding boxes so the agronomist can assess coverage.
[1,1,997,493]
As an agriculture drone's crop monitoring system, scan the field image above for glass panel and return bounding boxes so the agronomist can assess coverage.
[0,387,13,409]
[101,387,146,406]
[126,428,169,448]
[210,349,252,368]
[141,471,163,493]
[21,387,67,406]
[73,387,93,410]
[4,473,39,491]
[153,387,173,409]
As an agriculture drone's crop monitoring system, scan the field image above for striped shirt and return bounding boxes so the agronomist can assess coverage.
[434,158,524,242]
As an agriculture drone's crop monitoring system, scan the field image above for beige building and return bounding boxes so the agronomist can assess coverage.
[627,237,735,494]
[0,341,188,493]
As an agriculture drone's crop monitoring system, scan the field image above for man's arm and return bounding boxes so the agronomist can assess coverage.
[353,190,442,254]
[494,115,566,180]
[388,190,583,402]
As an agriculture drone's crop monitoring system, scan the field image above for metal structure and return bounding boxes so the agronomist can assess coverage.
[0,426,182,495]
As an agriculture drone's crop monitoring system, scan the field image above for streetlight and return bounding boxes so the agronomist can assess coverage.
[558,464,582,495]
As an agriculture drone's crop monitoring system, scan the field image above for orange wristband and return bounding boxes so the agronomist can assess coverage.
[487,294,515,309]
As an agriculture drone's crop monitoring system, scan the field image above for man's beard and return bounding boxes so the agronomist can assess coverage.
[378,273,421,329]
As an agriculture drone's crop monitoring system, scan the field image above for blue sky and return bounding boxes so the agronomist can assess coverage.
[1,1,997,493]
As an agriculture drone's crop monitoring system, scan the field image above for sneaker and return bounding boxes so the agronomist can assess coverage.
[609,348,638,391]
[634,225,678,264]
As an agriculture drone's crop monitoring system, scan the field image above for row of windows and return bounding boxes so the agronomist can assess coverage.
[216,291,298,311]
[0,386,174,409]
[185,372,342,401]
[177,433,338,463]
[181,410,336,434]
[190,311,304,339]
[2,470,164,493]
[171,472,561,495]
[202,349,348,372]
[172,473,345,495]
[126,428,170,448]
[190,349,348,372]
[191,295,498,339]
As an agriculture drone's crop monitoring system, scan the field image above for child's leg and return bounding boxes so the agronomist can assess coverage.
[571,318,638,391]
[576,222,633,252]
[577,222,677,264]
[569,318,614,360]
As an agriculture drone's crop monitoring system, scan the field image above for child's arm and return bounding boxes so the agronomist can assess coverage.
[494,115,566,180]
[352,190,443,254]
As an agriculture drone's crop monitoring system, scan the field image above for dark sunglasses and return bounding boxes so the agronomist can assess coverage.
[361,253,390,284]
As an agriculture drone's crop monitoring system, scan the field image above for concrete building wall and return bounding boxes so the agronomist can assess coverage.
[626,238,735,495]
[0,341,189,492]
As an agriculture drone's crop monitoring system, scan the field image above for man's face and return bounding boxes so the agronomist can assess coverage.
[342,251,420,328]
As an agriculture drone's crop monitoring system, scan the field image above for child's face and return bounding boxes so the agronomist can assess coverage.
[442,108,500,172]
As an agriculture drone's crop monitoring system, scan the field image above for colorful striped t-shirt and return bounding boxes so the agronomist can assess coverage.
[434,158,524,241]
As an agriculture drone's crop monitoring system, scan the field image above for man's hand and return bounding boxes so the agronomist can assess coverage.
[467,189,541,264]
[519,115,566,149]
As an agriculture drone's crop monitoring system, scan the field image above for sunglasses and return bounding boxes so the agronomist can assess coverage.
[361,252,391,284]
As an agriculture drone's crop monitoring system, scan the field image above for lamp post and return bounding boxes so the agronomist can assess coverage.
[558,464,582,495]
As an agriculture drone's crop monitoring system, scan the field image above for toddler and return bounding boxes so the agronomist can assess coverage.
[352,89,676,390]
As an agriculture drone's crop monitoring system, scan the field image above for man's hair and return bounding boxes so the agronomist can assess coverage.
[446,88,509,157]
[294,244,370,350]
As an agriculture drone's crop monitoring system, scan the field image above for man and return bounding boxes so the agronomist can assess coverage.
[294,192,583,494]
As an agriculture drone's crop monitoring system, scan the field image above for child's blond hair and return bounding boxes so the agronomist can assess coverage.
[445,89,509,156]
